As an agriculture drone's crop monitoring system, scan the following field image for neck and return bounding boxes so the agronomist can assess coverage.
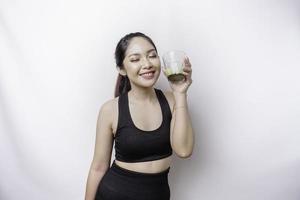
[128,86,156,104]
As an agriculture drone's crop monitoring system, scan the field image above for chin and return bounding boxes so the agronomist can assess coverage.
[138,80,157,88]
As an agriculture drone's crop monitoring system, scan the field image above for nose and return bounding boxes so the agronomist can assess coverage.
[141,57,152,68]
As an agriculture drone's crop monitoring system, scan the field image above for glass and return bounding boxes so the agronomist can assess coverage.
[162,50,186,82]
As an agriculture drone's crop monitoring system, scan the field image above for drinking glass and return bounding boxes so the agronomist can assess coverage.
[162,50,186,82]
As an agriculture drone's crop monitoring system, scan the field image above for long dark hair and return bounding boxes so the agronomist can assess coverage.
[114,32,158,97]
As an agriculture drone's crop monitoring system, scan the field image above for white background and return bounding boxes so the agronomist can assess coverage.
[1,0,300,199]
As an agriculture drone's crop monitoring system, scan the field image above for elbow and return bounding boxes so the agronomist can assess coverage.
[90,162,110,172]
[176,151,193,158]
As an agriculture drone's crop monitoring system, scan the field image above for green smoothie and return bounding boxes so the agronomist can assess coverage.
[165,68,185,82]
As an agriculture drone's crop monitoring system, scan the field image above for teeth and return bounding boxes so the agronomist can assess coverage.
[141,72,154,76]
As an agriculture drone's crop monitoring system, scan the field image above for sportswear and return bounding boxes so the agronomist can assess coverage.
[114,88,173,162]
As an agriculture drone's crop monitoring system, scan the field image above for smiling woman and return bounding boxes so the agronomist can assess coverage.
[84,32,194,200]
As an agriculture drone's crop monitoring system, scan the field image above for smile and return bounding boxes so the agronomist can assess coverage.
[140,71,155,79]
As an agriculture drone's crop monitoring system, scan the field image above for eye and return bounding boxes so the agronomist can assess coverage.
[130,59,139,62]
[149,54,157,58]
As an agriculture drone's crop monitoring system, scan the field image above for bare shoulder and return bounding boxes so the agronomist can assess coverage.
[98,97,118,127]
[99,98,113,115]
[161,90,175,113]
[101,96,119,111]
[99,96,119,135]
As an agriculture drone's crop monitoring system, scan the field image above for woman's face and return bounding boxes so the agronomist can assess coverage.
[119,37,161,88]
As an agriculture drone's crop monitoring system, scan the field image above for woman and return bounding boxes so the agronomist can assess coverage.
[85,32,194,200]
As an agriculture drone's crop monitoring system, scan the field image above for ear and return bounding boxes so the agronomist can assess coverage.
[116,66,127,76]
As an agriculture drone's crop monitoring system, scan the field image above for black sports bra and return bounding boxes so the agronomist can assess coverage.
[114,88,173,162]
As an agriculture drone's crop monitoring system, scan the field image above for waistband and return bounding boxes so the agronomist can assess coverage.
[111,160,170,178]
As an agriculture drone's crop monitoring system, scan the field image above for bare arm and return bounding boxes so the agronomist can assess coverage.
[165,91,194,158]
[85,100,114,200]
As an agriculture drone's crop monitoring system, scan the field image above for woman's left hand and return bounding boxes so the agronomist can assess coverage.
[163,55,193,94]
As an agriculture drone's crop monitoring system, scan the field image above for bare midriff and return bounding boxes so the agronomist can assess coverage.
[115,156,172,174]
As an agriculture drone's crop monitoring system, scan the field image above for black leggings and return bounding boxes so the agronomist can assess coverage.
[95,160,171,200]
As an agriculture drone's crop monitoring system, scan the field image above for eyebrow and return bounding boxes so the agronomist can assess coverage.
[128,49,156,57]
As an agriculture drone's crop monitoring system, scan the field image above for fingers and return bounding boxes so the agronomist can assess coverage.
[182,71,191,76]
[184,56,191,67]
[183,67,192,72]
[182,71,188,76]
